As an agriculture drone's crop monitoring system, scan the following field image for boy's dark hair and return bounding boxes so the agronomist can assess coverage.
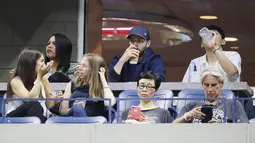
[206,25,225,39]
[137,71,161,90]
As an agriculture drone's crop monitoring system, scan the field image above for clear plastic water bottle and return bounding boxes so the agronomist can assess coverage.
[199,27,214,41]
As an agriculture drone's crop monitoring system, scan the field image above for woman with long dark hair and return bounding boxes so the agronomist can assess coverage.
[45,33,74,80]
[6,49,61,123]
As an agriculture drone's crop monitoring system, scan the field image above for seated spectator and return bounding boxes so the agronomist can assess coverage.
[45,33,75,80]
[121,71,173,123]
[108,26,166,82]
[45,33,74,115]
[173,68,248,123]
[60,53,116,119]
[5,49,62,123]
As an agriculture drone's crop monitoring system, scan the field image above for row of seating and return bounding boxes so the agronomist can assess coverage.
[120,89,234,111]
[0,116,107,124]
[0,89,236,124]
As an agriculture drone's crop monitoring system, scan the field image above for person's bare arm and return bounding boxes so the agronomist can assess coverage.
[214,49,238,76]
[11,77,42,98]
[99,67,116,106]
[41,77,63,108]
[173,106,205,123]
[60,82,72,115]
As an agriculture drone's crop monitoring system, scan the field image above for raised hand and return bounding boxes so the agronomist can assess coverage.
[98,67,107,85]
[120,45,140,63]
[38,61,53,78]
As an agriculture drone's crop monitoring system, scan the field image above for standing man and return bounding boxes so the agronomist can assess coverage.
[182,25,241,83]
[108,25,166,82]
[182,25,254,119]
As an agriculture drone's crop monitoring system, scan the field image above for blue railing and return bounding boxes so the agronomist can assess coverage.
[116,97,227,123]
[1,97,252,123]
[2,98,112,123]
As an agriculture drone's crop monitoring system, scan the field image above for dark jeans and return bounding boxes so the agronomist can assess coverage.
[243,98,255,120]
[66,104,87,117]
[6,101,46,123]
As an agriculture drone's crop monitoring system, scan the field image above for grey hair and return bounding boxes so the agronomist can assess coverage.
[200,67,224,83]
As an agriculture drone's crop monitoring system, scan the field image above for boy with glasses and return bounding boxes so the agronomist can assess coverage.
[121,71,173,123]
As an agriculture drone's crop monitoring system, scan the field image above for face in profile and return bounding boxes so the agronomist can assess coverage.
[202,75,223,98]
[46,36,56,60]
[137,78,156,99]
[35,54,45,74]
[129,35,150,53]
[78,57,91,80]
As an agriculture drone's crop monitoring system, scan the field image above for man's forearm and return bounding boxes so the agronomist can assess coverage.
[214,49,238,76]
[172,116,186,123]
[113,59,125,75]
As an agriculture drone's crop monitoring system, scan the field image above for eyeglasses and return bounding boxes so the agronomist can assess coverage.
[138,84,155,90]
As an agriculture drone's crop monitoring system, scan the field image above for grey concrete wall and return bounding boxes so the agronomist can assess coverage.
[0,124,250,143]
[0,0,79,82]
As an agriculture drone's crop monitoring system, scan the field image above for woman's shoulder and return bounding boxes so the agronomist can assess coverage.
[10,76,22,84]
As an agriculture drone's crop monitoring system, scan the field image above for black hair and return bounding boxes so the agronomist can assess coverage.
[137,71,161,90]
[206,25,225,39]
[45,33,72,73]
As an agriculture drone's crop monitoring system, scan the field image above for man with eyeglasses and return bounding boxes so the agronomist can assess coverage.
[121,71,173,123]
[108,26,166,82]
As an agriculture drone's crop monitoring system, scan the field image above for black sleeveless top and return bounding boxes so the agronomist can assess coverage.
[70,82,108,119]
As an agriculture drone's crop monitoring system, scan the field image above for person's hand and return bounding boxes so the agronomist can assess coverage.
[119,45,140,63]
[185,106,206,120]
[38,61,53,78]
[203,31,217,49]
[98,67,107,85]
[73,100,86,108]
[98,67,106,77]
[73,65,80,76]
[55,91,64,104]
[137,113,148,122]
[208,119,220,123]
[9,68,15,80]
[127,111,148,122]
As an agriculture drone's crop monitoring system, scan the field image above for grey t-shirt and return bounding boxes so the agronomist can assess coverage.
[177,99,248,123]
[121,107,173,123]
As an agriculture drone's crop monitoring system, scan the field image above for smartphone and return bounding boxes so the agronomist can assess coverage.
[130,106,141,120]
[201,105,213,123]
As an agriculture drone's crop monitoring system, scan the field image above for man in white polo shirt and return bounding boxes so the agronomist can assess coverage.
[182,25,241,83]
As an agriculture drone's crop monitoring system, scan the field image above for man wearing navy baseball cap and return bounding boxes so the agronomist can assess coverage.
[108,25,166,82]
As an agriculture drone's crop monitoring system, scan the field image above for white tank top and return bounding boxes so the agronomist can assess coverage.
[5,77,51,117]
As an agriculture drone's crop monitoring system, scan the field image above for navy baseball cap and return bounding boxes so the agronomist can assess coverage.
[127,26,150,40]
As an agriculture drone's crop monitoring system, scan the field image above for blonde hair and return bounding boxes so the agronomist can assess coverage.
[75,53,108,98]
[200,67,224,83]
